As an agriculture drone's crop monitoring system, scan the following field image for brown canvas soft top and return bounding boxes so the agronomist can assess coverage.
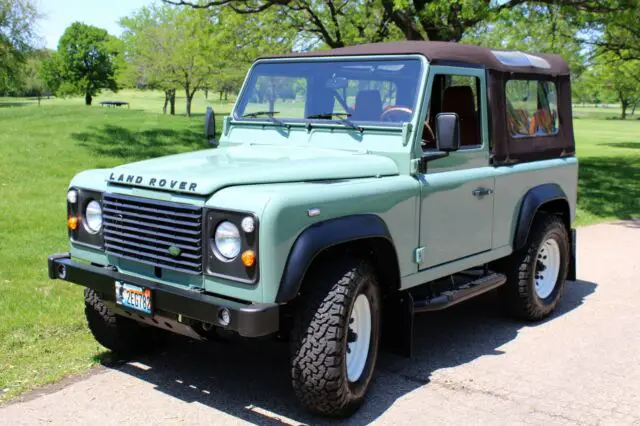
[267,41,569,76]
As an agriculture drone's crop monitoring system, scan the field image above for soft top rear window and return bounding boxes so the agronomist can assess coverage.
[506,80,558,138]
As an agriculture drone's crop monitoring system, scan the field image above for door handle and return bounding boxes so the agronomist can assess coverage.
[472,187,494,197]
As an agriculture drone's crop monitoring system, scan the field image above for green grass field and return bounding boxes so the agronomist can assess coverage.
[0,92,638,402]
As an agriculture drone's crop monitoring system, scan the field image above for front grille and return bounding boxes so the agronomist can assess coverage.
[103,193,203,274]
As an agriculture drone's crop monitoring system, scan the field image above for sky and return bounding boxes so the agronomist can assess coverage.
[38,0,155,49]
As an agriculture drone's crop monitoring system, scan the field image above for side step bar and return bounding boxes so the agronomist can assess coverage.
[413,272,507,313]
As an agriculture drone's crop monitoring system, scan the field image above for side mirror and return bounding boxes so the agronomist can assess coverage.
[205,106,218,147]
[435,112,460,152]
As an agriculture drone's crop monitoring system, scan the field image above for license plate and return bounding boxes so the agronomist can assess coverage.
[115,282,152,314]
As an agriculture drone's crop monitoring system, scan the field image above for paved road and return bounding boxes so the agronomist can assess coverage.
[2,221,640,425]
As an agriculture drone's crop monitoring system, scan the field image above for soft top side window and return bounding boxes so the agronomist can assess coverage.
[506,80,558,137]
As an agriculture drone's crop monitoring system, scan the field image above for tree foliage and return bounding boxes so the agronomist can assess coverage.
[120,4,295,115]
[22,51,51,104]
[464,4,586,75]
[163,0,629,47]
[582,54,640,118]
[120,6,224,116]
[43,22,120,105]
[0,0,39,92]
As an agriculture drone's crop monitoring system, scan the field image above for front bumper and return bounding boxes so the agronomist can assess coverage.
[48,253,279,337]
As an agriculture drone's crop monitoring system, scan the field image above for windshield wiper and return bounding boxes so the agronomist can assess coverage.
[241,111,280,118]
[241,111,288,127]
[306,112,363,133]
[306,112,351,119]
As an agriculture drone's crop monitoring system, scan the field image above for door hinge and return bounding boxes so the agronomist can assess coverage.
[414,246,425,264]
[410,158,420,175]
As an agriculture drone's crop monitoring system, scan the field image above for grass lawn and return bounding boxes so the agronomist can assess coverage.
[0,91,638,402]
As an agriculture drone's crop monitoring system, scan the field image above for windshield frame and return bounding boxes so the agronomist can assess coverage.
[231,54,428,132]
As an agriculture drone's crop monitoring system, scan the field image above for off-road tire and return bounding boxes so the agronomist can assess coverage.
[84,288,163,356]
[499,214,570,321]
[291,258,381,417]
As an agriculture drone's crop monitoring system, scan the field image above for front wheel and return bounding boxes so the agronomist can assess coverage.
[84,289,165,356]
[291,258,381,417]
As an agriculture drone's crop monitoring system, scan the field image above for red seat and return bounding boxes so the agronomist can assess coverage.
[442,86,480,146]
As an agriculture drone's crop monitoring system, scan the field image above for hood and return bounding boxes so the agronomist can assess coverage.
[106,144,399,196]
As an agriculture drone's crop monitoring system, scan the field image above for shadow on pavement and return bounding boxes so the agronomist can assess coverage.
[105,279,597,425]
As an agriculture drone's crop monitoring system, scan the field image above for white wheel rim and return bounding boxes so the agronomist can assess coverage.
[535,238,561,299]
[346,294,372,382]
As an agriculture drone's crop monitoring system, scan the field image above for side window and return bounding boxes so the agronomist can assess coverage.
[506,80,558,137]
[421,74,482,150]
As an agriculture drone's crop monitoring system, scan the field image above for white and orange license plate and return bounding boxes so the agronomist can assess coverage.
[115,282,152,314]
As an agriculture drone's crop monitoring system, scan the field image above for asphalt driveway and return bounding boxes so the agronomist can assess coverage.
[1,220,639,425]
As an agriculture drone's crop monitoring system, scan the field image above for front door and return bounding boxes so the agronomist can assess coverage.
[418,66,495,269]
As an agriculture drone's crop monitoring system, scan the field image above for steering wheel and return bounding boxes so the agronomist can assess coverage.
[380,106,413,123]
[421,121,436,148]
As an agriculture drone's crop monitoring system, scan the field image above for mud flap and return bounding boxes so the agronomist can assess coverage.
[568,228,577,281]
[381,291,414,358]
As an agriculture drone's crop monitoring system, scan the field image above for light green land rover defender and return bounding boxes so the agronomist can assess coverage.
[48,41,577,417]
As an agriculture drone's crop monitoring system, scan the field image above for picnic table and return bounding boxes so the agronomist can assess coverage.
[100,101,129,108]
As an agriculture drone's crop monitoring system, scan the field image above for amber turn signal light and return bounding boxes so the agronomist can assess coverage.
[241,250,256,267]
[67,217,78,230]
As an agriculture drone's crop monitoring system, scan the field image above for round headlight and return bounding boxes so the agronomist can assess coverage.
[84,200,103,233]
[214,221,241,259]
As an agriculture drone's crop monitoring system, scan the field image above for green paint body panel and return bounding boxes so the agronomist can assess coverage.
[66,56,577,306]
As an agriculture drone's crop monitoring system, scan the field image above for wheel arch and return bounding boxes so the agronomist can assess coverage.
[275,214,401,303]
[514,183,571,251]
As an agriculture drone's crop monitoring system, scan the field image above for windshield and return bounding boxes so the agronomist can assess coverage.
[234,58,423,126]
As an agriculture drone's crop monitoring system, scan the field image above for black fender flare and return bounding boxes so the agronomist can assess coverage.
[514,183,569,251]
[275,214,396,303]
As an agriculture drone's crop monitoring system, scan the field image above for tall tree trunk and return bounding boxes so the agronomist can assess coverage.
[184,81,192,117]
[186,86,197,117]
[620,96,628,119]
[169,89,176,115]
[204,87,208,99]
[85,93,92,106]
[224,91,228,101]
[163,90,170,114]
[219,91,223,101]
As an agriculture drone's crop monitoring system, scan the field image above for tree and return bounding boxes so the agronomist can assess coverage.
[120,4,295,115]
[43,22,119,105]
[163,0,628,47]
[590,54,640,119]
[464,4,586,75]
[0,0,39,93]
[119,6,178,114]
[585,0,640,62]
[22,51,50,104]
[120,6,224,116]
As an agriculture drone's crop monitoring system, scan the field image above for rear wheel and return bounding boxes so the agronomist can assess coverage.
[291,258,381,417]
[499,215,570,321]
[84,289,164,356]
